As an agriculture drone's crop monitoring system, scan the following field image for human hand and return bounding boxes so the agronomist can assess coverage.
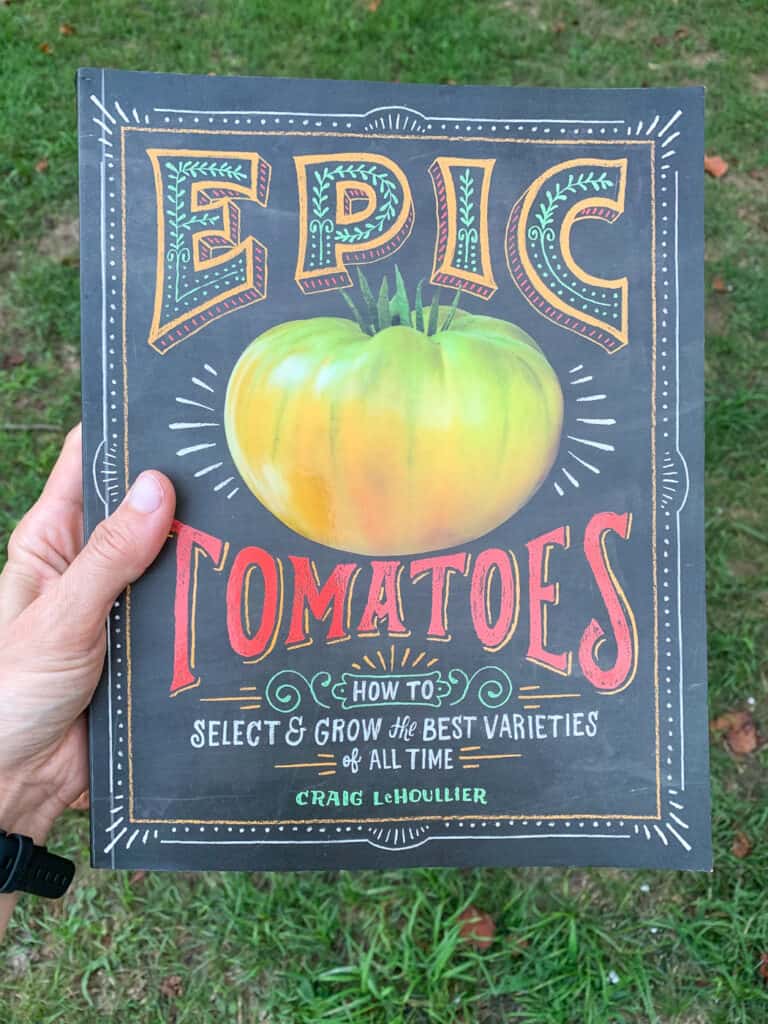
[0,425,175,844]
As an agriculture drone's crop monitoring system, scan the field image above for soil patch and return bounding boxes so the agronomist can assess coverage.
[38,216,80,264]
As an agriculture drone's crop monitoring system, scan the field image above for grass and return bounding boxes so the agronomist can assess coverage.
[1,0,767,1020]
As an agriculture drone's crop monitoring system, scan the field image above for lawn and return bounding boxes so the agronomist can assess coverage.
[1,0,767,1021]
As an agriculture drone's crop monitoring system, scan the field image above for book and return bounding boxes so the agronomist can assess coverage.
[78,68,710,871]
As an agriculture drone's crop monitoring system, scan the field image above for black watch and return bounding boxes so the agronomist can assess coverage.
[0,829,75,899]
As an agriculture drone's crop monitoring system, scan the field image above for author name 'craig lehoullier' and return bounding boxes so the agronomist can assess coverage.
[295,787,489,808]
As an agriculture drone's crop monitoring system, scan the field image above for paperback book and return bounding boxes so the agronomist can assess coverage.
[78,69,709,871]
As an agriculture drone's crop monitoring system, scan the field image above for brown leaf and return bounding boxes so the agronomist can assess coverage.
[160,975,183,999]
[711,710,759,755]
[758,953,768,983]
[552,19,566,34]
[731,831,753,858]
[458,905,496,951]
[711,710,745,731]
[39,42,54,55]
[59,22,76,35]
[712,275,728,293]
[35,158,49,174]
[130,870,148,886]
[728,720,759,754]
[674,26,690,41]
[367,0,381,10]
[1,350,26,369]
[704,154,729,179]
[651,35,667,48]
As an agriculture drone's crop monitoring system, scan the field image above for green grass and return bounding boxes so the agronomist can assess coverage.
[1,0,767,1021]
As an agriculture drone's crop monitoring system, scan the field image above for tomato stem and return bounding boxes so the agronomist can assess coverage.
[343,266,462,337]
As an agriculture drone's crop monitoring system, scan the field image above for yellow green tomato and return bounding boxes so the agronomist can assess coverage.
[225,307,563,555]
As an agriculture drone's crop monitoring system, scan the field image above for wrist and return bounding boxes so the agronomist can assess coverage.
[0,780,60,845]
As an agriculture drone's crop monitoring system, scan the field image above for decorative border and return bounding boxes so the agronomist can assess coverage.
[88,80,692,861]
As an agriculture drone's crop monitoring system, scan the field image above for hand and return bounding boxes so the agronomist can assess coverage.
[0,424,175,844]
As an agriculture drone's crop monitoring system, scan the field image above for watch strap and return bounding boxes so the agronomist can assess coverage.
[0,831,75,899]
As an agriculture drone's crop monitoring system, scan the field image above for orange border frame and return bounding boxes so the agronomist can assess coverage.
[120,127,658,825]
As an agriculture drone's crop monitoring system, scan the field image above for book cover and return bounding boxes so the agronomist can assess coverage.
[78,68,709,871]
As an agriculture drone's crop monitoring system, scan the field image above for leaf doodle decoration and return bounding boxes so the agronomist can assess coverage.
[165,160,249,302]
[533,171,613,234]
[307,163,400,267]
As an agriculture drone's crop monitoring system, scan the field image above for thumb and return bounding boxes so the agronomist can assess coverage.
[57,471,176,637]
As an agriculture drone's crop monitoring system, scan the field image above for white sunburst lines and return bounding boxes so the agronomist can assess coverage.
[89,93,150,150]
[627,108,682,148]
[553,364,617,496]
[103,807,159,856]
[660,453,680,508]
[632,797,691,853]
[172,364,240,500]
[92,439,121,504]
[369,824,429,847]
[102,446,120,501]
[364,110,427,134]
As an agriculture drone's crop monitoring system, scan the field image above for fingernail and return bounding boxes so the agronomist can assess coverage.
[127,472,164,513]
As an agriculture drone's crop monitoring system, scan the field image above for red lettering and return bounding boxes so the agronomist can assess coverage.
[357,561,409,636]
[169,519,227,694]
[410,553,469,640]
[579,512,637,691]
[226,546,282,663]
[286,558,359,648]
[526,525,571,675]
[470,548,519,651]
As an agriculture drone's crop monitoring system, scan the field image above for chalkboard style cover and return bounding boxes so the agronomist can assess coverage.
[78,69,709,872]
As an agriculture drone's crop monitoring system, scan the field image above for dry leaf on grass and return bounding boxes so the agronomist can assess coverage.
[1,350,26,369]
[458,905,496,951]
[367,0,381,10]
[159,974,183,999]
[674,26,690,41]
[130,870,148,886]
[710,710,759,755]
[704,155,729,178]
[712,275,729,293]
[35,158,49,174]
[59,22,76,35]
[39,42,54,55]
[731,831,753,858]
[758,953,768,984]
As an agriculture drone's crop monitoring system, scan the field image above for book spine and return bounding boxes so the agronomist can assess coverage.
[76,67,115,869]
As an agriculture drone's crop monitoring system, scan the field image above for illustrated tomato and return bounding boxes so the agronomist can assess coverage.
[225,279,563,555]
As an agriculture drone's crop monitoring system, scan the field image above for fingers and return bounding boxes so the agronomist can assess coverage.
[41,422,83,509]
[0,424,85,626]
[5,422,84,572]
[0,562,43,632]
[55,470,176,640]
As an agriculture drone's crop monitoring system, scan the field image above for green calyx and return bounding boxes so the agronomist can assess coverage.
[341,265,462,338]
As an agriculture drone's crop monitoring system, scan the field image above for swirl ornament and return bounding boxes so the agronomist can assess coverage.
[447,666,514,709]
[264,669,333,713]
